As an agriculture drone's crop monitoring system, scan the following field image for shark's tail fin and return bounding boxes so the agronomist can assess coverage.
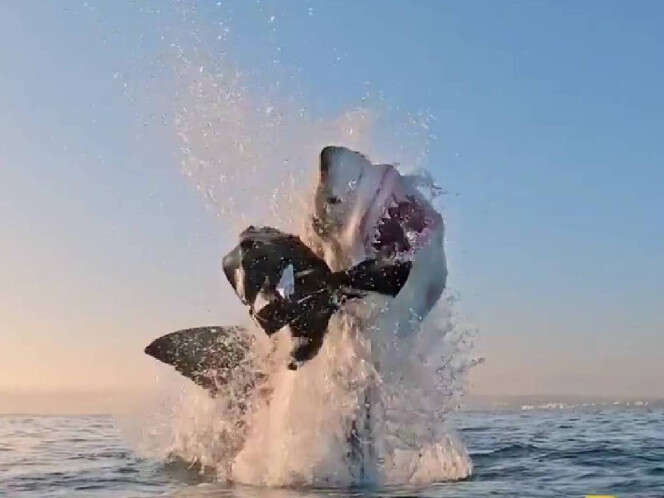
[144,326,252,395]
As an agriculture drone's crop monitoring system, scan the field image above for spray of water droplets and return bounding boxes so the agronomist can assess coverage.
[132,10,480,487]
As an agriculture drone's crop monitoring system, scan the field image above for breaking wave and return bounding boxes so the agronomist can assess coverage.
[132,11,479,487]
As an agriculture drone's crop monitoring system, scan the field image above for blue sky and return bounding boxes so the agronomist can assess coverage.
[1,1,662,404]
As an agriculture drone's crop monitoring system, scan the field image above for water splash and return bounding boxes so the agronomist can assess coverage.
[175,70,376,234]
[136,16,478,488]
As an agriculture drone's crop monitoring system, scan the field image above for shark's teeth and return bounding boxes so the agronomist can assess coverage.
[369,195,431,260]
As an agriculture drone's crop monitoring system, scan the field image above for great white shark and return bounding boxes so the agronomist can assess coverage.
[311,146,446,337]
[145,145,446,392]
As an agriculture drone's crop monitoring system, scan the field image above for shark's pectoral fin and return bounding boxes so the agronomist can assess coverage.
[144,325,251,395]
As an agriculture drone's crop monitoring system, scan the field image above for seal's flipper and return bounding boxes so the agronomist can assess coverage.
[340,259,412,297]
[253,299,299,335]
[287,311,334,369]
[144,326,251,395]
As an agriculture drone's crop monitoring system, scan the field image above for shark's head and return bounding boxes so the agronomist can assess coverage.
[311,146,447,328]
[312,146,442,268]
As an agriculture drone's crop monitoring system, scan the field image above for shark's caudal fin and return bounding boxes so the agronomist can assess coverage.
[144,326,252,395]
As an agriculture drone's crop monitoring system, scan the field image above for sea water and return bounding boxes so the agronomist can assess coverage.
[2,406,663,497]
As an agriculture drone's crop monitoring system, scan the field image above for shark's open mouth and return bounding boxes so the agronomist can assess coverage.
[312,146,441,270]
[369,194,434,261]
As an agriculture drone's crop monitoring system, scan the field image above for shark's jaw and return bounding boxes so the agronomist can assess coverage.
[369,191,437,261]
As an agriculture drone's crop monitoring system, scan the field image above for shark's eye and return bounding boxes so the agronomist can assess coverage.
[327,196,341,205]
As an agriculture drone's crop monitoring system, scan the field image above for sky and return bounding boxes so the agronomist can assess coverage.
[1,1,663,412]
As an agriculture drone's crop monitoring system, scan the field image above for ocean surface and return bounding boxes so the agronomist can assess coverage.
[1,407,662,498]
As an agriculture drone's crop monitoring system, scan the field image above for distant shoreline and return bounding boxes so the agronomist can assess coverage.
[462,393,664,411]
[2,389,663,415]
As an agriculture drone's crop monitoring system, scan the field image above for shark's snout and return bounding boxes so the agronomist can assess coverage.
[319,145,339,176]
